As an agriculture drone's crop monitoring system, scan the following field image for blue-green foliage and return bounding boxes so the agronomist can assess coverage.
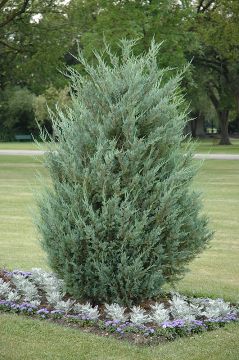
[35,40,212,305]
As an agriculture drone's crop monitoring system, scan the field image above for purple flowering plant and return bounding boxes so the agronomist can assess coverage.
[50,309,65,319]
[3,270,32,279]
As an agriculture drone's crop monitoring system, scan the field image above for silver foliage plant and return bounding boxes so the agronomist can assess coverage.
[104,303,128,322]
[30,268,65,307]
[11,274,40,305]
[169,293,196,321]
[169,293,204,321]
[0,278,11,298]
[0,279,20,302]
[203,300,231,319]
[46,292,63,307]
[73,302,100,320]
[54,299,74,313]
[35,39,212,305]
[6,290,20,302]
[150,303,170,325]
[29,268,51,288]
[30,268,65,295]
[130,306,151,325]
[190,298,233,320]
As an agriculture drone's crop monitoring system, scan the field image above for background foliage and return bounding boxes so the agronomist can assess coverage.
[1,0,239,143]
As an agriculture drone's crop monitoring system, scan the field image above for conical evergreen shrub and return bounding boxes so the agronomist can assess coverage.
[35,40,212,305]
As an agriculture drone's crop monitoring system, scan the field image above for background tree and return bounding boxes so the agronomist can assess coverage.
[0,0,71,136]
[33,86,70,133]
[0,86,36,139]
[1,0,239,141]
[190,0,239,144]
[0,0,70,92]
[67,0,194,69]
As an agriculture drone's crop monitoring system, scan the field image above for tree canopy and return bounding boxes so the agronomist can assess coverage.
[1,0,239,142]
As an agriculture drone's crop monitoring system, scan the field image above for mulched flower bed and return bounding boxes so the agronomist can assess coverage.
[0,268,238,346]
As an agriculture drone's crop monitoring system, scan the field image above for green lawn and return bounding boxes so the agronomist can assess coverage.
[171,160,239,301]
[0,142,40,150]
[1,138,239,154]
[0,155,238,301]
[0,155,238,359]
[192,138,239,154]
[0,155,47,269]
[0,314,238,360]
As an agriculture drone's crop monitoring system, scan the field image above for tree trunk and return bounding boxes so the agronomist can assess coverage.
[190,118,197,138]
[236,95,239,130]
[190,112,205,138]
[195,112,206,137]
[208,87,231,145]
[218,110,231,145]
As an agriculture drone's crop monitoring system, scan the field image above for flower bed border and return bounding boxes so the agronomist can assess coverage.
[0,299,238,346]
[1,268,238,346]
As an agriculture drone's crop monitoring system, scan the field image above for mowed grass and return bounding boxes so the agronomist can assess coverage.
[173,160,239,301]
[0,313,238,360]
[0,155,47,269]
[0,156,238,300]
[192,138,239,154]
[0,142,41,150]
[1,138,239,154]
[0,155,239,359]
